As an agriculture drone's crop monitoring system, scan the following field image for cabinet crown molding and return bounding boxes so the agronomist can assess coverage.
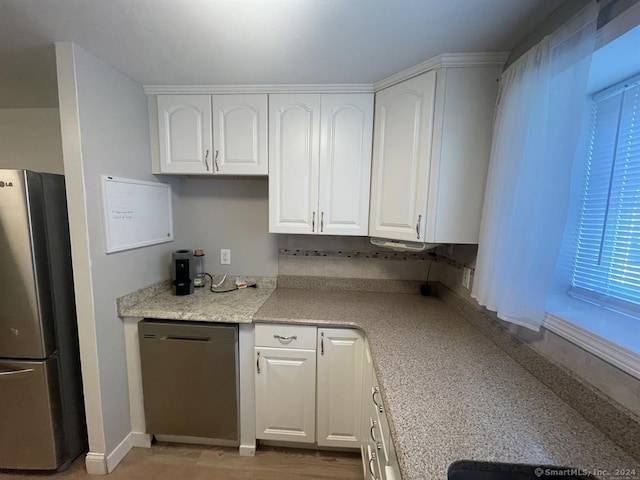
[144,84,374,95]
[372,52,509,91]
[143,52,509,96]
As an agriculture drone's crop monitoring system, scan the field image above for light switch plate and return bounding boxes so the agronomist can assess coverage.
[220,249,231,265]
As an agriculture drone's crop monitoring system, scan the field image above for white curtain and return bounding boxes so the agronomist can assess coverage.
[471,2,598,331]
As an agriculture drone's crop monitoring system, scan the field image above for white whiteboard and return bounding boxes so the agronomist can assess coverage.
[101,176,173,253]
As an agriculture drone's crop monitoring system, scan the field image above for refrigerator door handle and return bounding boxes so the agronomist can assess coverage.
[0,368,35,377]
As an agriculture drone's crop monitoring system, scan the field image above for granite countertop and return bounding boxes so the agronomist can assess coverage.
[254,288,639,480]
[117,277,276,323]
[118,281,638,479]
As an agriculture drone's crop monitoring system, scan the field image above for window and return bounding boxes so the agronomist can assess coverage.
[569,74,640,316]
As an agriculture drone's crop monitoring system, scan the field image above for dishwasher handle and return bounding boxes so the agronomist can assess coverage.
[0,368,34,377]
[163,335,211,342]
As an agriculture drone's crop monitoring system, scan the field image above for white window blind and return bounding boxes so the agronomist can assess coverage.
[570,76,640,315]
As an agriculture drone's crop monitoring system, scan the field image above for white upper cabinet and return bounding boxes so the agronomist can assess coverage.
[157,95,213,174]
[155,94,268,175]
[319,95,373,236]
[269,93,373,235]
[369,72,436,242]
[212,94,268,175]
[268,94,321,234]
[426,67,499,243]
[369,65,500,244]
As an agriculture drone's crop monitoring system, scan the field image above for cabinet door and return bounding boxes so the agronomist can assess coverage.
[369,71,436,241]
[157,95,213,174]
[317,328,364,447]
[318,94,373,236]
[427,67,499,243]
[212,94,268,175]
[255,347,316,443]
[268,94,321,234]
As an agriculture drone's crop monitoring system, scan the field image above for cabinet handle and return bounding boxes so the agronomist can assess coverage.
[312,211,316,232]
[369,451,378,478]
[273,334,297,342]
[372,387,383,413]
[320,212,324,233]
[320,332,324,355]
[416,214,422,240]
[204,149,210,171]
[370,420,380,448]
[256,352,261,374]
[214,150,219,172]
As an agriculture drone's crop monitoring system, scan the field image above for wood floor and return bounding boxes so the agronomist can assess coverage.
[0,443,364,479]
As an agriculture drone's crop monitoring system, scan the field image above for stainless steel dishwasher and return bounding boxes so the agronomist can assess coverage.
[138,320,239,445]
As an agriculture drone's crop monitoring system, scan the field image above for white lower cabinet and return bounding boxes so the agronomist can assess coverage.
[253,325,399,478]
[361,339,376,478]
[254,346,316,443]
[254,324,365,449]
[316,328,364,448]
[360,340,401,480]
[366,443,382,480]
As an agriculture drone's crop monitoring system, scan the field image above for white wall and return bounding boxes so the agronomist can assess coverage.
[0,108,64,173]
[173,177,277,277]
[56,42,177,473]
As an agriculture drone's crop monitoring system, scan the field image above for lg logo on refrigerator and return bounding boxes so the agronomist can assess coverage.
[0,181,13,187]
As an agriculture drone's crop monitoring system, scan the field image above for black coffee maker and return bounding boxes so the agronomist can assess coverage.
[172,250,195,295]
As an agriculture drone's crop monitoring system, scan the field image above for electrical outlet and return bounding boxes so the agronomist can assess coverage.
[220,249,231,265]
[462,267,472,289]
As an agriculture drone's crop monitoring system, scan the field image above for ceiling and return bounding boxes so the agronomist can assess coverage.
[0,0,564,108]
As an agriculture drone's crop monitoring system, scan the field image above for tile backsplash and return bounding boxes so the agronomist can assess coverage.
[277,235,434,281]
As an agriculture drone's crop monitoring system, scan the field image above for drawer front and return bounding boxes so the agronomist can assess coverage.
[0,358,63,469]
[375,403,391,467]
[255,323,317,349]
[371,378,393,470]
[383,439,401,480]
[366,443,382,480]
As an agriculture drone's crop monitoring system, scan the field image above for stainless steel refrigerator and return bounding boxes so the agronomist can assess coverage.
[0,169,86,470]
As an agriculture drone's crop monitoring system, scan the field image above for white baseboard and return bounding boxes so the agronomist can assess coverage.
[105,432,134,473]
[84,432,139,475]
[155,434,238,447]
[85,452,107,475]
[239,444,256,456]
[130,432,152,448]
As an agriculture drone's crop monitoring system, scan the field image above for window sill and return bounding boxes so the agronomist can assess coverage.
[545,294,640,379]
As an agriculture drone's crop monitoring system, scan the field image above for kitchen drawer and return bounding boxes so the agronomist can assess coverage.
[374,390,391,464]
[375,407,393,471]
[383,437,401,480]
[371,378,400,479]
[365,443,382,480]
[255,323,317,350]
